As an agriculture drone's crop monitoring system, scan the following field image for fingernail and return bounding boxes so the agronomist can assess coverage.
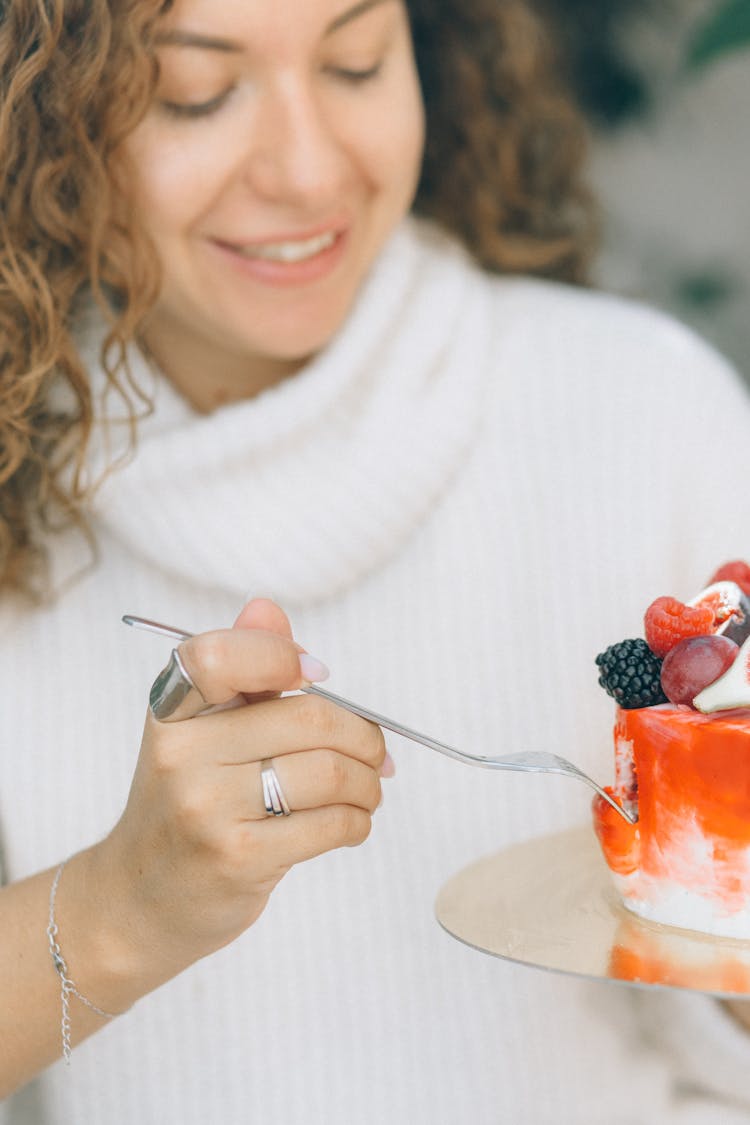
[299,653,330,683]
[380,751,396,779]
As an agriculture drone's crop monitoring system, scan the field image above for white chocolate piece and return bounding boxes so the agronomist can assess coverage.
[694,634,750,712]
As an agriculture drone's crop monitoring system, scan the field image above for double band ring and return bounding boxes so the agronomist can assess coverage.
[261,759,291,817]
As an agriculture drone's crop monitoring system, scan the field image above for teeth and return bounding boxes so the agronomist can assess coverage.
[237,231,336,263]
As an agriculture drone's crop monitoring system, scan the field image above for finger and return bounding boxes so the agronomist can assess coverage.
[177,628,328,708]
[148,628,304,723]
[232,597,295,640]
[245,804,374,866]
[228,750,382,820]
[148,647,215,723]
[182,692,386,771]
[231,599,308,704]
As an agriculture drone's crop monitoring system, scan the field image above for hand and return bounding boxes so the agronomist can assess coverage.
[89,599,388,999]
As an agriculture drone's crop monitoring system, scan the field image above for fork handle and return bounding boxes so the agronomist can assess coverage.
[122,615,480,766]
[121,615,634,823]
[304,683,476,766]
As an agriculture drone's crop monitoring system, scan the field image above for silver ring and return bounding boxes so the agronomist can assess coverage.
[260,759,291,816]
[149,648,209,722]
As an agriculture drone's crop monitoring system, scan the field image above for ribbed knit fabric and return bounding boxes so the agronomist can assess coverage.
[85,220,492,606]
[3,218,750,1124]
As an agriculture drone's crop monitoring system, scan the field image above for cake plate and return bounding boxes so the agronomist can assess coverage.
[435,826,750,999]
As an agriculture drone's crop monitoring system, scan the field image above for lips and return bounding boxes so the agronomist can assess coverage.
[227,229,338,263]
[208,224,349,287]
[215,218,347,256]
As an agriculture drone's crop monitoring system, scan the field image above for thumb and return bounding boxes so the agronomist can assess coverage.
[232,599,318,692]
[232,596,329,692]
[232,597,295,641]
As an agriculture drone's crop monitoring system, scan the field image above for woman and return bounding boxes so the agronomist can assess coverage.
[2,1,750,1121]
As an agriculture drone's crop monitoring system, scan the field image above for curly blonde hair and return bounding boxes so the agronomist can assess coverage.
[0,0,596,598]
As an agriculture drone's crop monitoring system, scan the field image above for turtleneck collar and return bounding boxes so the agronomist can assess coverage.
[80,218,495,606]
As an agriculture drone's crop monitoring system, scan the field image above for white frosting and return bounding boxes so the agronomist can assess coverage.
[617,882,750,940]
[612,823,750,939]
[613,733,638,820]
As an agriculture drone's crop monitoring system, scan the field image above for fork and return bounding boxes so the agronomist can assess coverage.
[122,614,636,825]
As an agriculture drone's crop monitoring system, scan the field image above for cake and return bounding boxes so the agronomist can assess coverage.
[593,561,750,939]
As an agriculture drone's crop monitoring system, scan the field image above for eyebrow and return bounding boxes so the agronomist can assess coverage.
[154,0,394,52]
[325,0,393,35]
[153,30,244,53]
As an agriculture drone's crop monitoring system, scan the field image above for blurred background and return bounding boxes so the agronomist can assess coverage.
[536,0,750,378]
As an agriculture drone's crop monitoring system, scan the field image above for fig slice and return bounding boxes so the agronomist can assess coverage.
[693,634,750,713]
[688,580,750,646]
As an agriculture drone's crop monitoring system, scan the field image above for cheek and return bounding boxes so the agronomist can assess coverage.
[380,63,425,197]
[396,93,425,195]
[122,123,239,235]
[351,78,425,199]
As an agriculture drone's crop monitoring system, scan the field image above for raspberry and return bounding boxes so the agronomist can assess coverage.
[644,596,715,658]
[595,638,667,709]
[709,561,750,597]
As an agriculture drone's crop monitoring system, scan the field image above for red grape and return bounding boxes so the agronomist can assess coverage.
[660,635,739,707]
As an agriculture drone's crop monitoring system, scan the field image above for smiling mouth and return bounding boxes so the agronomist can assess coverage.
[224,230,338,263]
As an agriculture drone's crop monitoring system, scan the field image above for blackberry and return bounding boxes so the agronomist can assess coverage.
[595,638,667,709]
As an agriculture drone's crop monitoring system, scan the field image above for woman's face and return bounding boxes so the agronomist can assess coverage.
[123,0,425,407]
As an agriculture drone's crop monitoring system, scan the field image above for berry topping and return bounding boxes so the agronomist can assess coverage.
[596,639,667,709]
[644,596,715,658]
[659,634,739,707]
[693,635,750,713]
[709,561,750,597]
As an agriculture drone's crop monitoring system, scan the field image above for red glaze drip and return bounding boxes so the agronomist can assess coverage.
[592,790,639,875]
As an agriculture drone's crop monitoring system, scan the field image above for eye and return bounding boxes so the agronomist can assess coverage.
[328,62,383,85]
[159,88,234,119]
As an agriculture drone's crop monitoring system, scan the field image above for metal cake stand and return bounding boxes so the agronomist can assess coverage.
[435,826,750,998]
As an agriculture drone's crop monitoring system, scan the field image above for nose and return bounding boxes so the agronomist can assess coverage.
[244,75,349,206]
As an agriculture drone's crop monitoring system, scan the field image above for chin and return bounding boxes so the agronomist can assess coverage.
[230,328,332,367]
[237,305,352,364]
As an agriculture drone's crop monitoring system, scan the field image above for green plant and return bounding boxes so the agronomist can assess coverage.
[686,0,750,69]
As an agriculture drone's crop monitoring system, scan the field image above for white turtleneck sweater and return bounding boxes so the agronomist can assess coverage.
[3,218,750,1125]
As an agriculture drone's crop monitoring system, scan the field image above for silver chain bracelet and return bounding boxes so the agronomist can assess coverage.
[47,859,119,1064]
